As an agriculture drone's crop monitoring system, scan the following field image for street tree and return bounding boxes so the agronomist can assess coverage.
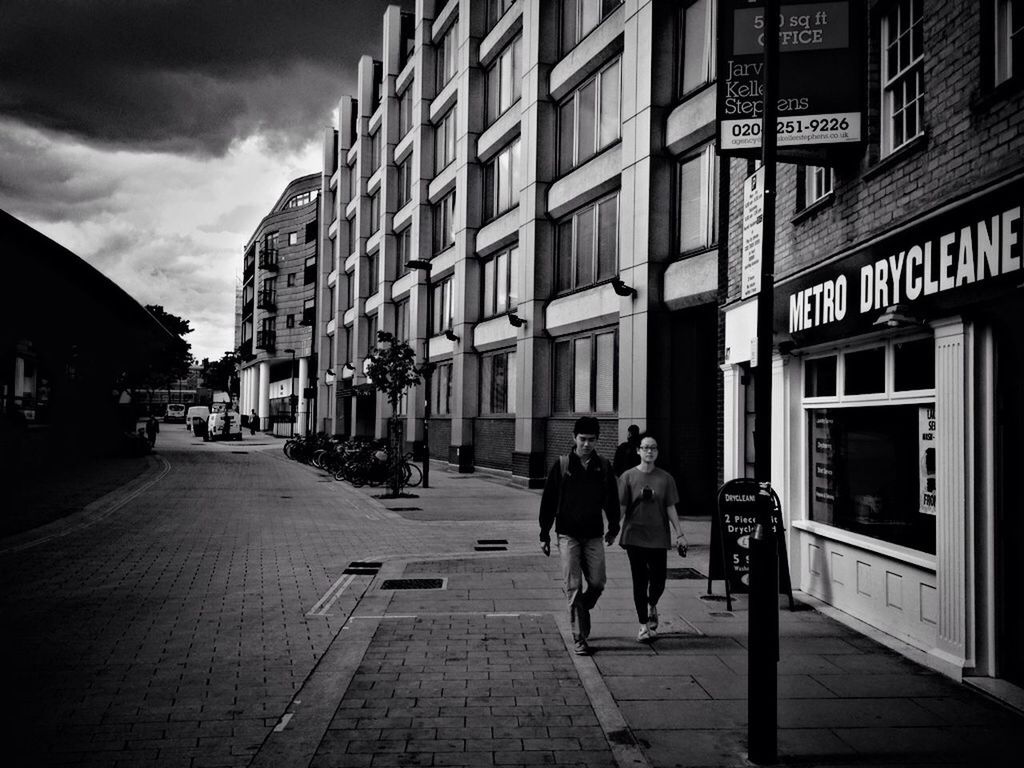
[202,350,241,398]
[364,331,422,497]
[133,305,194,408]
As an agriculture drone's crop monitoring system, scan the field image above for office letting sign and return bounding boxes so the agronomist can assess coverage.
[717,0,863,155]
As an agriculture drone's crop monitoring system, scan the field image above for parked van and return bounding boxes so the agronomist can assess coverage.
[164,403,186,423]
[205,410,242,441]
[185,406,210,436]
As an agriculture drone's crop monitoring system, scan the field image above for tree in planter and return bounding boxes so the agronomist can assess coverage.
[364,330,422,497]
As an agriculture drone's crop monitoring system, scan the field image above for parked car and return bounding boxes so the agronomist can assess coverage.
[164,403,186,423]
[185,405,210,435]
[205,410,242,441]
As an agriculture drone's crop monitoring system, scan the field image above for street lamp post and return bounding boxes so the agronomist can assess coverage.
[406,259,433,489]
[284,348,296,437]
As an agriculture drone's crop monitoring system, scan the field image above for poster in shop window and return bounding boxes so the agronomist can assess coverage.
[919,406,936,516]
[811,410,836,525]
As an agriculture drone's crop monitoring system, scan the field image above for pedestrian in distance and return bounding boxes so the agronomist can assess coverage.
[145,414,160,448]
[539,416,620,656]
[618,435,686,642]
[249,409,258,435]
[612,423,642,476]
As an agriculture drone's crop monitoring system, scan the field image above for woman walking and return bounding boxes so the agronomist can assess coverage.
[618,435,686,642]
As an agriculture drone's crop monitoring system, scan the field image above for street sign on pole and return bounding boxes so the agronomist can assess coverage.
[742,167,766,300]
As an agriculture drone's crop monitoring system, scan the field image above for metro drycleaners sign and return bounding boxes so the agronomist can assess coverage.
[775,177,1024,345]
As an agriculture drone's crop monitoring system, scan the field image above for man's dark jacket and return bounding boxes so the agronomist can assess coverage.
[539,450,620,543]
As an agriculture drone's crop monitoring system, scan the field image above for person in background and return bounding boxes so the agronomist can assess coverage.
[618,435,686,642]
[613,424,641,476]
[249,409,258,436]
[539,416,620,656]
[145,414,160,448]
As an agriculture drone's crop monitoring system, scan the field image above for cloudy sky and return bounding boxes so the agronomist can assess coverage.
[0,0,411,363]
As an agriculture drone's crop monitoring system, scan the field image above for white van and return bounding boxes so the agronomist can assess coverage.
[205,410,242,441]
[164,403,186,423]
[185,406,210,435]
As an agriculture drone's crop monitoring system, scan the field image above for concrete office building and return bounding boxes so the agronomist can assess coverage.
[239,174,321,436]
[318,0,723,502]
[720,0,1024,692]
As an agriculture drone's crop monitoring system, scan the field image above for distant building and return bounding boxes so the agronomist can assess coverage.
[238,174,321,435]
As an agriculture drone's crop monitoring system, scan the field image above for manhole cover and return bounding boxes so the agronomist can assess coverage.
[666,567,705,579]
[380,578,445,590]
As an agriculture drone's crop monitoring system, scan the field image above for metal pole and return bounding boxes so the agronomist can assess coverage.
[422,270,432,489]
[749,1,780,764]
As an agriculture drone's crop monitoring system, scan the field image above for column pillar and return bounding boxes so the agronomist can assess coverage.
[258,361,271,432]
[721,363,742,481]
[297,357,309,436]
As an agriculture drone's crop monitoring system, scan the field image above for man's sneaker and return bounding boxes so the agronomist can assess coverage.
[648,604,659,630]
[637,624,652,642]
[578,604,591,640]
[573,638,591,655]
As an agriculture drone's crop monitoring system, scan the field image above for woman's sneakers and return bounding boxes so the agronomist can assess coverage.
[637,624,653,642]
[648,604,659,631]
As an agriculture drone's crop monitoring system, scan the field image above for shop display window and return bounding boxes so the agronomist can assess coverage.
[804,336,935,554]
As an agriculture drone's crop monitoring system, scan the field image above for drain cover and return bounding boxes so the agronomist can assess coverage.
[380,578,445,590]
[344,561,382,575]
[666,567,705,580]
[699,594,730,602]
[475,538,508,552]
[231,451,249,454]
[386,506,422,511]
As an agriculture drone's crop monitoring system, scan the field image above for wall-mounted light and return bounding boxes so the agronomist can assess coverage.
[444,329,460,343]
[872,303,924,328]
[326,368,336,377]
[342,362,355,373]
[611,276,637,298]
[508,311,526,328]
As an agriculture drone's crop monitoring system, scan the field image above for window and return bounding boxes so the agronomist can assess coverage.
[557,59,620,174]
[286,314,295,329]
[285,190,318,208]
[487,0,516,30]
[804,336,936,554]
[994,0,1023,85]
[345,271,354,308]
[556,192,618,292]
[347,162,356,200]
[396,227,412,273]
[395,299,410,343]
[678,0,716,97]
[431,276,454,334]
[486,35,522,124]
[366,251,379,294]
[677,143,718,253]
[397,156,413,207]
[481,350,516,414]
[305,221,317,242]
[484,138,521,220]
[436,20,458,88]
[397,85,414,138]
[435,106,457,172]
[431,362,453,415]
[553,329,617,414]
[259,276,277,309]
[881,0,924,156]
[805,165,834,206]
[288,232,298,246]
[305,255,316,285]
[561,0,621,53]
[287,273,296,287]
[369,130,382,173]
[432,191,456,253]
[366,313,379,351]
[482,246,519,317]
[346,216,356,256]
[369,189,381,235]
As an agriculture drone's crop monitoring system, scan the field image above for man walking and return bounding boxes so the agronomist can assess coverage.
[539,416,620,655]
[145,414,159,448]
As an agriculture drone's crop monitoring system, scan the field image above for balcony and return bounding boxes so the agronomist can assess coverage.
[257,290,277,311]
[255,330,276,351]
[258,247,279,271]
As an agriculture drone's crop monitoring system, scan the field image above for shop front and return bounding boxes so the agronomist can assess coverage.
[725,173,1024,686]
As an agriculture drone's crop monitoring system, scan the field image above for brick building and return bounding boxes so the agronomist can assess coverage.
[720,0,1023,690]
[239,174,321,435]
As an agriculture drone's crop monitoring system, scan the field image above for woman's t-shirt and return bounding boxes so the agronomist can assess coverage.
[618,466,680,549]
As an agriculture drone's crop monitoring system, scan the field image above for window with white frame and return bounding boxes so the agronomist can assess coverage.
[486,35,522,124]
[396,227,412,274]
[288,232,298,246]
[482,246,519,318]
[435,106,457,172]
[368,189,381,235]
[347,162,356,200]
[802,335,936,554]
[556,192,618,292]
[366,250,379,295]
[481,350,516,414]
[347,216,356,256]
[397,156,412,208]
[560,0,621,54]
[369,130,382,173]
[432,191,456,253]
[436,20,458,88]
[805,165,834,206]
[395,299,410,343]
[881,0,924,156]
[365,313,379,351]
[431,276,454,334]
[994,0,1023,86]
[553,329,617,414]
[397,85,414,138]
[487,0,516,30]
[484,138,521,221]
[431,361,453,415]
[678,0,716,97]
[677,143,718,253]
[558,58,620,175]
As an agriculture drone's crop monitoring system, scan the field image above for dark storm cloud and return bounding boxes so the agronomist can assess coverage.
[0,0,411,155]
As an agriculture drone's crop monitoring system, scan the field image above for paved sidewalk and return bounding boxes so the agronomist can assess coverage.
[268,464,1024,768]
